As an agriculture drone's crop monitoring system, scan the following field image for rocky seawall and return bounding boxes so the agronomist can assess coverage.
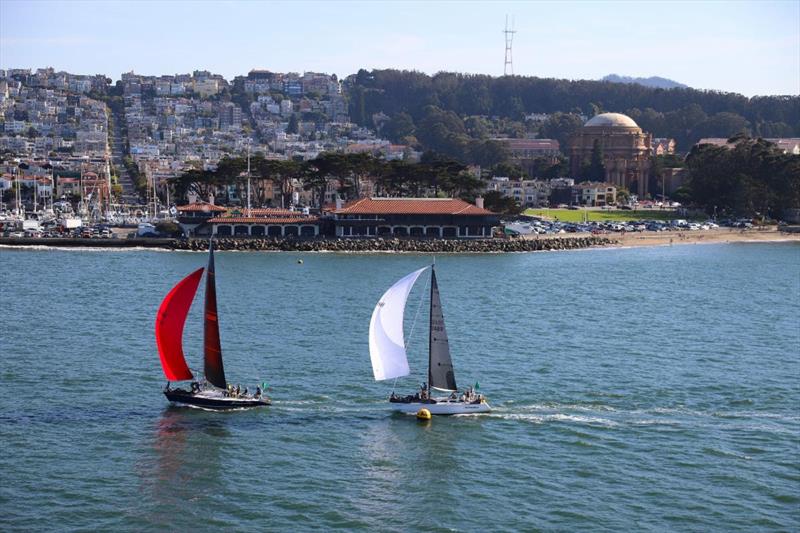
[1,235,615,252]
[172,236,615,252]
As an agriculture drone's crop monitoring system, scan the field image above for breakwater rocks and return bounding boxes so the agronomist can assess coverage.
[171,236,615,253]
[0,236,174,248]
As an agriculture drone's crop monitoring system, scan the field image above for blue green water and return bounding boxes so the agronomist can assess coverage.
[1,243,798,531]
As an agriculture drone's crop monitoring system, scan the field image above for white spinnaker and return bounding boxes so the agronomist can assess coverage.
[369,267,428,381]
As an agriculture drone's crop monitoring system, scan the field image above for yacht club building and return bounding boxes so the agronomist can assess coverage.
[209,208,320,237]
[333,197,498,238]
[177,202,320,236]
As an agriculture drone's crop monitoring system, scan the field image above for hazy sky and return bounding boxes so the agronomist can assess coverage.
[1,0,798,96]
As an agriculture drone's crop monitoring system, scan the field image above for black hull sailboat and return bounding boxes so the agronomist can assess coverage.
[155,240,269,409]
[163,388,268,409]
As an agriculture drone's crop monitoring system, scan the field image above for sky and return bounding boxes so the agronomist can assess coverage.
[1,0,798,97]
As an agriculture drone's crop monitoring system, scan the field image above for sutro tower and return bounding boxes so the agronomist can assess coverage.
[503,15,517,76]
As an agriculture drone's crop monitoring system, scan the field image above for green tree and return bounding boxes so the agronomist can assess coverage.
[286,114,299,134]
[539,112,584,151]
[616,187,631,205]
[686,136,799,218]
[490,162,527,179]
[256,159,302,208]
[384,112,416,143]
[482,190,521,215]
[584,139,606,181]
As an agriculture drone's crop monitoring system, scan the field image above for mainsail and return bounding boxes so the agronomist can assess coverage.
[155,267,204,381]
[203,240,227,389]
[428,268,457,391]
[369,267,428,381]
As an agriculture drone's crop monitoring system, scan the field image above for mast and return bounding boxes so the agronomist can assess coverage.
[14,168,21,217]
[246,143,251,217]
[203,239,227,389]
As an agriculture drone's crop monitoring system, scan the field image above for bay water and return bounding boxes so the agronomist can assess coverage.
[1,243,798,531]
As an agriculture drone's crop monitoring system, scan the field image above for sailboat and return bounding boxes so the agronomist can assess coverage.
[369,265,491,415]
[156,240,269,409]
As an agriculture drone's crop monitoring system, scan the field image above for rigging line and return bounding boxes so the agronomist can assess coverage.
[405,267,431,350]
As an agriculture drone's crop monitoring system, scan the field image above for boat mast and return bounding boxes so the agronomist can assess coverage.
[246,143,251,217]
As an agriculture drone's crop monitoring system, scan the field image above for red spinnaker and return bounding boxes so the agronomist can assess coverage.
[155,268,204,381]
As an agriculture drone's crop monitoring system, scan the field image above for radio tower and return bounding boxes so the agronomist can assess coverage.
[503,15,516,76]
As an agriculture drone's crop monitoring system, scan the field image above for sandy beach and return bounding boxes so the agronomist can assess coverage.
[610,226,800,248]
[517,226,800,248]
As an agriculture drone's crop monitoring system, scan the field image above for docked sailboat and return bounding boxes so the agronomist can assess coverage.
[156,240,269,409]
[369,265,491,415]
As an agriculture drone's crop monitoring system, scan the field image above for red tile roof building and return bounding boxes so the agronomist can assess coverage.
[176,201,319,237]
[176,201,227,214]
[209,215,320,237]
[333,197,498,238]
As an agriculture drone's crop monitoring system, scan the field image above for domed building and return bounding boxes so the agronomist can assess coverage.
[568,113,652,197]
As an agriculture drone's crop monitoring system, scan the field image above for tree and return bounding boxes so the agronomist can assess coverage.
[482,190,521,215]
[384,112,416,143]
[256,159,302,208]
[539,112,584,151]
[286,114,299,134]
[173,168,219,202]
[301,159,330,208]
[584,139,606,181]
[490,162,527,179]
[685,136,799,218]
[616,187,631,205]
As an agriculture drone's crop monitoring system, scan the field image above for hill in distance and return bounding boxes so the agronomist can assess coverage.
[602,74,689,90]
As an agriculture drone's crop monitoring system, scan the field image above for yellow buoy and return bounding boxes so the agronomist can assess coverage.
[416,408,432,420]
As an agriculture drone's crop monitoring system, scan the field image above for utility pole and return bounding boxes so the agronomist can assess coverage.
[503,15,517,76]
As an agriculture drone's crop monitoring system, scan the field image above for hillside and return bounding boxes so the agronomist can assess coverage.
[345,69,799,154]
[602,74,688,90]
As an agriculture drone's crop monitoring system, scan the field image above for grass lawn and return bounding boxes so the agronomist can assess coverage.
[522,208,702,223]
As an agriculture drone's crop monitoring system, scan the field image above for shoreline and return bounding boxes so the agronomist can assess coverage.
[0,228,797,253]
[607,227,800,248]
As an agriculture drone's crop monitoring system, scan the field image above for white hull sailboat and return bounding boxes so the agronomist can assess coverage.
[369,265,491,415]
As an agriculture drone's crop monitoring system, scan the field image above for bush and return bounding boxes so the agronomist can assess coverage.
[155,221,183,238]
